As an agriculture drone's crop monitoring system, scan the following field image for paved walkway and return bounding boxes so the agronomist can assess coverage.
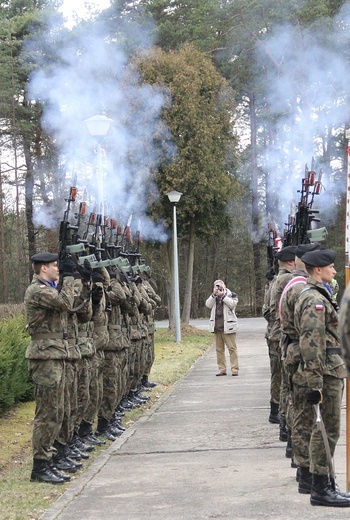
[43,318,349,520]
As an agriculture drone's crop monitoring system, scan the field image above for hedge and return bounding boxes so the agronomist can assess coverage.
[0,315,33,417]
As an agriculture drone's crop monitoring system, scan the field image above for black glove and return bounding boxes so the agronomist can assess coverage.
[91,285,104,305]
[60,258,76,275]
[306,390,322,405]
[81,259,93,282]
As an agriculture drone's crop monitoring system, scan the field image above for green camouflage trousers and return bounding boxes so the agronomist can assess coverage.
[84,350,105,425]
[144,333,155,377]
[28,359,65,461]
[57,360,78,444]
[292,374,343,474]
[76,357,92,432]
[267,339,281,405]
[98,351,118,421]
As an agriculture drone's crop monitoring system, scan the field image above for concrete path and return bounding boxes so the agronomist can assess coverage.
[43,318,349,520]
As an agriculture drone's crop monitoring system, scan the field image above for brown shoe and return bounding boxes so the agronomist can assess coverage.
[216,371,227,376]
[231,371,239,376]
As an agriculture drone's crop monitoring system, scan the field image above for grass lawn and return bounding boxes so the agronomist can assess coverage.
[0,326,213,520]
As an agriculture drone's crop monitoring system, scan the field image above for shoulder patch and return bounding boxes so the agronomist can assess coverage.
[40,285,47,289]
[315,304,324,311]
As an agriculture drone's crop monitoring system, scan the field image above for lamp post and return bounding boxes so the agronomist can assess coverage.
[167,190,182,343]
[83,115,113,216]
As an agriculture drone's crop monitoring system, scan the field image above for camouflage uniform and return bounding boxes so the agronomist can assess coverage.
[339,282,350,377]
[84,272,109,427]
[268,266,294,413]
[25,273,75,461]
[99,274,128,421]
[262,277,280,408]
[141,276,161,381]
[293,279,346,475]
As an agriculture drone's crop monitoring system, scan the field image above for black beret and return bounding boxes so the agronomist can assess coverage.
[295,243,324,258]
[276,246,297,262]
[92,272,105,284]
[301,249,336,267]
[31,252,58,263]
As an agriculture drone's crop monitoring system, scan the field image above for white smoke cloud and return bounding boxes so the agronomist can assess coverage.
[24,9,174,242]
[254,4,350,231]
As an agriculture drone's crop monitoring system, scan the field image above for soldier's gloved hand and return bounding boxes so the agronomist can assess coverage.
[91,285,104,305]
[81,259,93,282]
[60,258,76,276]
[306,390,323,404]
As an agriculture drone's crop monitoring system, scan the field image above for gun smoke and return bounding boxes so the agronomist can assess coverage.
[24,7,173,243]
[253,3,350,236]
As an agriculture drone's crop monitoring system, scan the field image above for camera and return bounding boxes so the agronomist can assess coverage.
[216,284,223,291]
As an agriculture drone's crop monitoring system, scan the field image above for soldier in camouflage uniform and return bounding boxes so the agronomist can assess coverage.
[339,282,350,377]
[24,252,76,484]
[267,245,296,437]
[292,249,350,507]
[262,267,277,422]
[279,244,322,467]
[139,265,161,389]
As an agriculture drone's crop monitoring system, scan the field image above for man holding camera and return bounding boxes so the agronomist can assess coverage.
[205,279,239,376]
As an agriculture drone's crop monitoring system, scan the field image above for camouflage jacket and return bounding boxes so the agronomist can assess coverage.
[24,274,75,360]
[106,278,129,351]
[294,278,346,389]
[268,267,294,342]
[339,282,350,377]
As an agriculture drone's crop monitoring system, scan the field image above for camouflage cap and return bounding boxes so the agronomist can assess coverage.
[31,252,58,263]
[295,243,324,258]
[301,249,336,267]
[275,246,297,261]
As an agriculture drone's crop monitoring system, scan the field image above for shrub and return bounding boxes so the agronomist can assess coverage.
[0,315,33,417]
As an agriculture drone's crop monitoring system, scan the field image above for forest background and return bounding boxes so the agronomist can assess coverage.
[0,0,349,324]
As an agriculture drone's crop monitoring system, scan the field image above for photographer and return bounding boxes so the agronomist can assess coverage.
[205,279,239,376]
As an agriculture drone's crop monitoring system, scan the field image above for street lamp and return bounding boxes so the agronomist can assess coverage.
[167,190,182,343]
[83,115,113,216]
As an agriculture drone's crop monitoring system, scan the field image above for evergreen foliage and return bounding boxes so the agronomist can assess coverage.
[0,314,33,417]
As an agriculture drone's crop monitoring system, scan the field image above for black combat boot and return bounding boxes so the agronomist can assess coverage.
[279,415,288,442]
[285,430,293,458]
[310,474,350,507]
[30,459,65,484]
[298,466,312,494]
[48,460,71,482]
[52,441,78,473]
[268,402,279,424]
[95,417,116,442]
[141,375,157,388]
[79,420,106,446]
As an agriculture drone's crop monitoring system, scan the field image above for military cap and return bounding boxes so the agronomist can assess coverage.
[275,246,297,261]
[295,243,324,258]
[301,249,336,267]
[91,272,105,284]
[31,252,58,263]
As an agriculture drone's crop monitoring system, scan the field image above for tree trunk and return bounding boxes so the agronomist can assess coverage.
[23,139,36,281]
[181,217,195,323]
[249,93,262,315]
[0,154,8,303]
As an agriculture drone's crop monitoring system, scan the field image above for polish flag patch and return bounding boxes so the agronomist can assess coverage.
[315,304,324,310]
[40,285,47,288]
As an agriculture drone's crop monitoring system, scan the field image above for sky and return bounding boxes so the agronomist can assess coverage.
[58,0,111,27]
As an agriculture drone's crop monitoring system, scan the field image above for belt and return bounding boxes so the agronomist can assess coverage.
[326,347,341,355]
[78,331,93,338]
[31,332,68,340]
[108,325,121,331]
